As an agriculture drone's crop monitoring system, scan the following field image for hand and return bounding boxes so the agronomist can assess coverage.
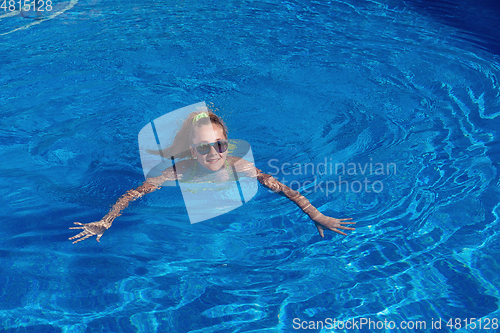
[69,221,109,244]
[313,215,356,237]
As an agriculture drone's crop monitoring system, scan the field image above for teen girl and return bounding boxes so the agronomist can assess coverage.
[69,111,355,243]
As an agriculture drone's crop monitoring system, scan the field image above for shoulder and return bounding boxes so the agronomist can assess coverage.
[154,159,195,181]
[173,159,197,175]
[226,156,260,177]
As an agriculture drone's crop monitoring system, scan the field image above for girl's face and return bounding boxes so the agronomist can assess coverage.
[190,124,228,172]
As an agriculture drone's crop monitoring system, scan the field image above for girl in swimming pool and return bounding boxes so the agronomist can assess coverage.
[69,111,355,243]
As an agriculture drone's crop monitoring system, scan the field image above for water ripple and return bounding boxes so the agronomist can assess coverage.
[1,0,499,331]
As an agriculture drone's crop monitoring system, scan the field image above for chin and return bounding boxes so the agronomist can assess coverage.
[202,159,224,171]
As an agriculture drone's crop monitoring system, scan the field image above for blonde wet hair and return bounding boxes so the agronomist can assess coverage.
[149,110,228,160]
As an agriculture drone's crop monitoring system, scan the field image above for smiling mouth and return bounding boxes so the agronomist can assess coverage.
[206,157,220,164]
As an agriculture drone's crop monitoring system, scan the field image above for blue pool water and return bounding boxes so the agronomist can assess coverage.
[1,0,499,332]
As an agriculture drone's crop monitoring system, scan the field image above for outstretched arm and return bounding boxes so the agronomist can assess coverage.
[69,169,177,244]
[255,168,355,237]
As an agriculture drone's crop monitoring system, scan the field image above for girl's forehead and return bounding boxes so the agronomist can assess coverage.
[193,124,226,141]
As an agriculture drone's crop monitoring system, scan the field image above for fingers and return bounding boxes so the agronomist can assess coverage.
[315,224,325,238]
[333,229,348,236]
[338,218,356,224]
[338,218,356,225]
[72,234,92,244]
[70,222,85,230]
[68,223,103,244]
[325,218,356,226]
[337,226,356,230]
[69,231,88,240]
[328,225,353,234]
[324,224,352,236]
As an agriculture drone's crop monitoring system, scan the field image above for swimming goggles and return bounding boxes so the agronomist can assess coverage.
[191,140,228,155]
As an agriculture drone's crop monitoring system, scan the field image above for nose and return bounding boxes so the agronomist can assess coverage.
[207,145,218,156]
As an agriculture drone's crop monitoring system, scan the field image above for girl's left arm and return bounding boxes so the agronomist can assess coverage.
[255,169,356,237]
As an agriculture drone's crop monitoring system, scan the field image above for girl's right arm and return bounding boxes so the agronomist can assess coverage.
[69,168,177,244]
